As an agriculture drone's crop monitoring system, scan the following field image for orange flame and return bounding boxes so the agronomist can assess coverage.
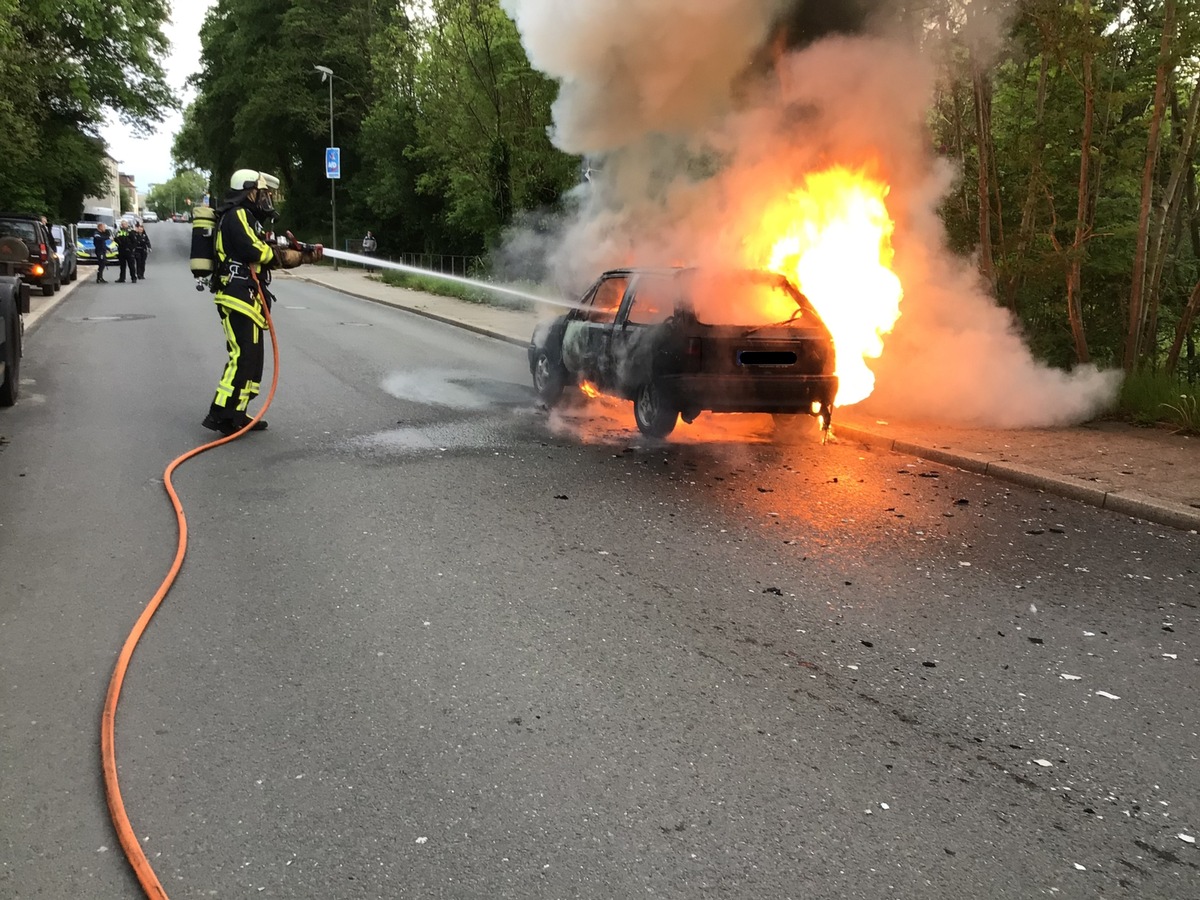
[747,166,903,407]
[580,380,600,398]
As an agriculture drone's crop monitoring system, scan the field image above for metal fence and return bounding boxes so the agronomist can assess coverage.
[343,240,482,278]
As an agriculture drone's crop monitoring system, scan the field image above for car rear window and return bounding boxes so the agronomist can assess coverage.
[0,221,38,242]
[683,271,805,327]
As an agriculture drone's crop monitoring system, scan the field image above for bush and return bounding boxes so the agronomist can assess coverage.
[1117,370,1198,430]
[1161,392,1200,435]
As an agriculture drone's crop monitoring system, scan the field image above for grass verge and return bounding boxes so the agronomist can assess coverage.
[1117,370,1199,433]
[378,268,534,311]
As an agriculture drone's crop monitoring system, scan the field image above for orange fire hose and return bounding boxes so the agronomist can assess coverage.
[100,276,278,899]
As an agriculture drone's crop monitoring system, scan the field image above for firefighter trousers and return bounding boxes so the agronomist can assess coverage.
[208,305,264,420]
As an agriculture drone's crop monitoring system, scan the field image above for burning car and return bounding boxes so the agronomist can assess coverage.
[529,267,837,438]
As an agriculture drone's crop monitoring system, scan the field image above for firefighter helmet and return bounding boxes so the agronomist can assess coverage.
[229,169,280,191]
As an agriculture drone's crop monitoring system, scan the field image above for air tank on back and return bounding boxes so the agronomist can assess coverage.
[189,206,218,283]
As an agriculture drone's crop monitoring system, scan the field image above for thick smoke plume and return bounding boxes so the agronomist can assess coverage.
[499,0,1120,428]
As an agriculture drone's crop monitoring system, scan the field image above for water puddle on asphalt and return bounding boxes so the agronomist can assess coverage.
[346,368,535,456]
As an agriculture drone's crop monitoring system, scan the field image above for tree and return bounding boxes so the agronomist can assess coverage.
[1065,0,1097,364]
[145,171,208,218]
[1126,0,1178,371]
[0,0,175,219]
[412,0,579,252]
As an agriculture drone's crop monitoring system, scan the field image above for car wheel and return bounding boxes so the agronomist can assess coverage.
[532,349,567,405]
[633,381,678,438]
[42,281,54,296]
[0,292,19,407]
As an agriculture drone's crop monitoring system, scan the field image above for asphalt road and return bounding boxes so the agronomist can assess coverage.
[1,225,1197,899]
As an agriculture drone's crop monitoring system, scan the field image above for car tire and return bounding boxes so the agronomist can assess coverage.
[633,381,678,438]
[42,281,54,297]
[532,349,568,405]
[0,291,20,407]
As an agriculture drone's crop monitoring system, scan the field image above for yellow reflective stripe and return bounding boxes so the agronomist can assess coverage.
[215,313,240,406]
[232,208,274,265]
[214,293,266,328]
[237,380,261,410]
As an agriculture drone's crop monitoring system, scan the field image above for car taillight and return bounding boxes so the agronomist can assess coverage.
[32,264,44,276]
[38,242,48,262]
[685,337,703,372]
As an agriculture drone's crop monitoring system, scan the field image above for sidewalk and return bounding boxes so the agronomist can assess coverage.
[286,264,1200,532]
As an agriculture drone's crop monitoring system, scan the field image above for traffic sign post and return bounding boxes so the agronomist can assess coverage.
[325,147,340,270]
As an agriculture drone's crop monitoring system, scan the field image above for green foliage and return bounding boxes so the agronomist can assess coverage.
[932,0,1200,386]
[1161,392,1200,433]
[174,0,381,240]
[0,0,175,219]
[145,170,208,217]
[176,0,579,257]
[412,0,579,251]
[1117,369,1193,426]
[378,266,533,311]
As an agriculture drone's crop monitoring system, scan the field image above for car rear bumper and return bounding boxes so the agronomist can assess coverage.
[663,373,838,413]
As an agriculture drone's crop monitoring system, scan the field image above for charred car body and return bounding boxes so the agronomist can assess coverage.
[529,267,838,438]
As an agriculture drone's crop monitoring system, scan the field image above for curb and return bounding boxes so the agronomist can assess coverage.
[25,274,84,334]
[836,424,1200,533]
[294,273,1200,534]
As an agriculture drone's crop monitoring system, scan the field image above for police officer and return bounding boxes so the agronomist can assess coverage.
[92,223,110,283]
[132,224,151,279]
[114,221,137,283]
[201,168,323,436]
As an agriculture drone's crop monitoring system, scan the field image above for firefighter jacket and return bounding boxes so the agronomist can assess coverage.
[214,206,277,328]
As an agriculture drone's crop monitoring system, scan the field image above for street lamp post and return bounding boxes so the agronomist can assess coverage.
[314,64,338,271]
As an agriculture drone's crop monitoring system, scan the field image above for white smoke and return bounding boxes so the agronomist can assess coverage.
[499,0,1121,428]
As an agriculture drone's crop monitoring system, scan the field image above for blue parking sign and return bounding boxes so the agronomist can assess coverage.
[325,147,341,180]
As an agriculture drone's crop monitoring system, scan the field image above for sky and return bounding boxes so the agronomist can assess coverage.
[99,0,217,193]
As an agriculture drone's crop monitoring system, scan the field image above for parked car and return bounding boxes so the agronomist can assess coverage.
[143,211,159,223]
[50,223,78,283]
[0,213,61,296]
[528,267,839,438]
[75,222,118,265]
[0,239,30,406]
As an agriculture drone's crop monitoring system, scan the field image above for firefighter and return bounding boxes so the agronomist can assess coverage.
[201,168,323,436]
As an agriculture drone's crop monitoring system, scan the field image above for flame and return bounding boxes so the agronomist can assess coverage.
[747,166,903,407]
[579,380,600,398]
